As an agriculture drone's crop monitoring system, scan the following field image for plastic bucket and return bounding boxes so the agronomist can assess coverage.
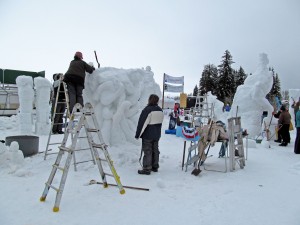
[5,135,39,157]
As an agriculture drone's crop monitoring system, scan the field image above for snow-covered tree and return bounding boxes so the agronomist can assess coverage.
[235,66,247,90]
[199,64,218,95]
[193,85,198,96]
[216,50,235,103]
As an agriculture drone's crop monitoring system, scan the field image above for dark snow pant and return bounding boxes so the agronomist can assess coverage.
[278,124,290,144]
[52,99,66,133]
[142,139,160,170]
[295,127,300,154]
[66,82,84,113]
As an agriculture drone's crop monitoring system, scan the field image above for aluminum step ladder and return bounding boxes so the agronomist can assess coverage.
[191,93,214,127]
[40,103,125,212]
[228,116,246,171]
[44,75,71,160]
[183,140,199,172]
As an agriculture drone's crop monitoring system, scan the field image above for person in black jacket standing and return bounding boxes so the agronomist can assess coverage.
[51,73,65,134]
[63,51,95,113]
[135,94,164,175]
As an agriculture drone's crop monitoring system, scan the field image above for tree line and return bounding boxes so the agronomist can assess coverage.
[192,50,282,107]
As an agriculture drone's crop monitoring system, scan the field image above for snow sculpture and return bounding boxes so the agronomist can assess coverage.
[16,76,34,134]
[230,53,274,137]
[0,141,25,174]
[84,67,161,146]
[206,91,225,121]
[34,77,52,134]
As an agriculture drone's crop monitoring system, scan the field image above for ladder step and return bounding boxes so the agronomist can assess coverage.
[48,142,63,145]
[86,128,98,132]
[78,136,88,139]
[54,113,65,115]
[187,155,200,165]
[52,164,64,171]
[94,156,107,162]
[74,147,92,151]
[45,182,59,192]
[188,144,198,151]
[104,173,114,177]
[58,146,72,152]
[74,159,95,165]
[92,143,106,149]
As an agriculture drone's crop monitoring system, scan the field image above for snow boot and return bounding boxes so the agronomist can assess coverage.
[138,169,151,175]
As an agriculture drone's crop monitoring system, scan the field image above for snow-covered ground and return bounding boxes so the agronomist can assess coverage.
[0,114,299,225]
[0,53,299,225]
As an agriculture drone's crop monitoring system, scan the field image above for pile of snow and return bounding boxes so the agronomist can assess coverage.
[0,141,26,175]
[84,66,161,145]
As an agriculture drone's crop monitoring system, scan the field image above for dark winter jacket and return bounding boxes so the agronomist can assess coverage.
[278,110,291,125]
[53,80,65,100]
[296,111,300,128]
[64,59,95,84]
[135,104,164,141]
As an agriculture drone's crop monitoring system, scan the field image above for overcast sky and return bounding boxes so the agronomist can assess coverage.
[0,0,299,95]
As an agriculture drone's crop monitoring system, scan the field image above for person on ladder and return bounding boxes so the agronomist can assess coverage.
[135,94,164,175]
[63,51,95,113]
[51,73,65,134]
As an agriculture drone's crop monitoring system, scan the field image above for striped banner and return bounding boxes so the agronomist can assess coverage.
[164,83,184,93]
[164,73,184,85]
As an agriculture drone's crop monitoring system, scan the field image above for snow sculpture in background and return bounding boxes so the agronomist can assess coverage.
[16,76,34,134]
[34,77,51,135]
[230,53,274,137]
[206,91,224,121]
[84,66,161,146]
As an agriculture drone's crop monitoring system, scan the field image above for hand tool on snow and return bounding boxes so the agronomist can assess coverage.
[87,179,149,191]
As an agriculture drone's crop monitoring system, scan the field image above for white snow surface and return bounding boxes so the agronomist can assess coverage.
[0,114,299,225]
[1,59,299,225]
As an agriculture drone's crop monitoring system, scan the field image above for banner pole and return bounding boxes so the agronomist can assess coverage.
[162,73,165,109]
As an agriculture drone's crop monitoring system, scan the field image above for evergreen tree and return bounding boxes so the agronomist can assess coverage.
[272,73,281,98]
[235,66,247,90]
[199,64,218,95]
[216,50,235,103]
[193,85,198,96]
[266,68,281,108]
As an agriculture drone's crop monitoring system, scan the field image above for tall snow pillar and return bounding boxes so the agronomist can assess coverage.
[16,76,34,134]
[34,77,51,135]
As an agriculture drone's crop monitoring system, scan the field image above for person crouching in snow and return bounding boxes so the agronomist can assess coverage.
[135,94,164,175]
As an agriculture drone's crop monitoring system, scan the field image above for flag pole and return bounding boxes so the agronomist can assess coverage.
[162,73,165,109]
